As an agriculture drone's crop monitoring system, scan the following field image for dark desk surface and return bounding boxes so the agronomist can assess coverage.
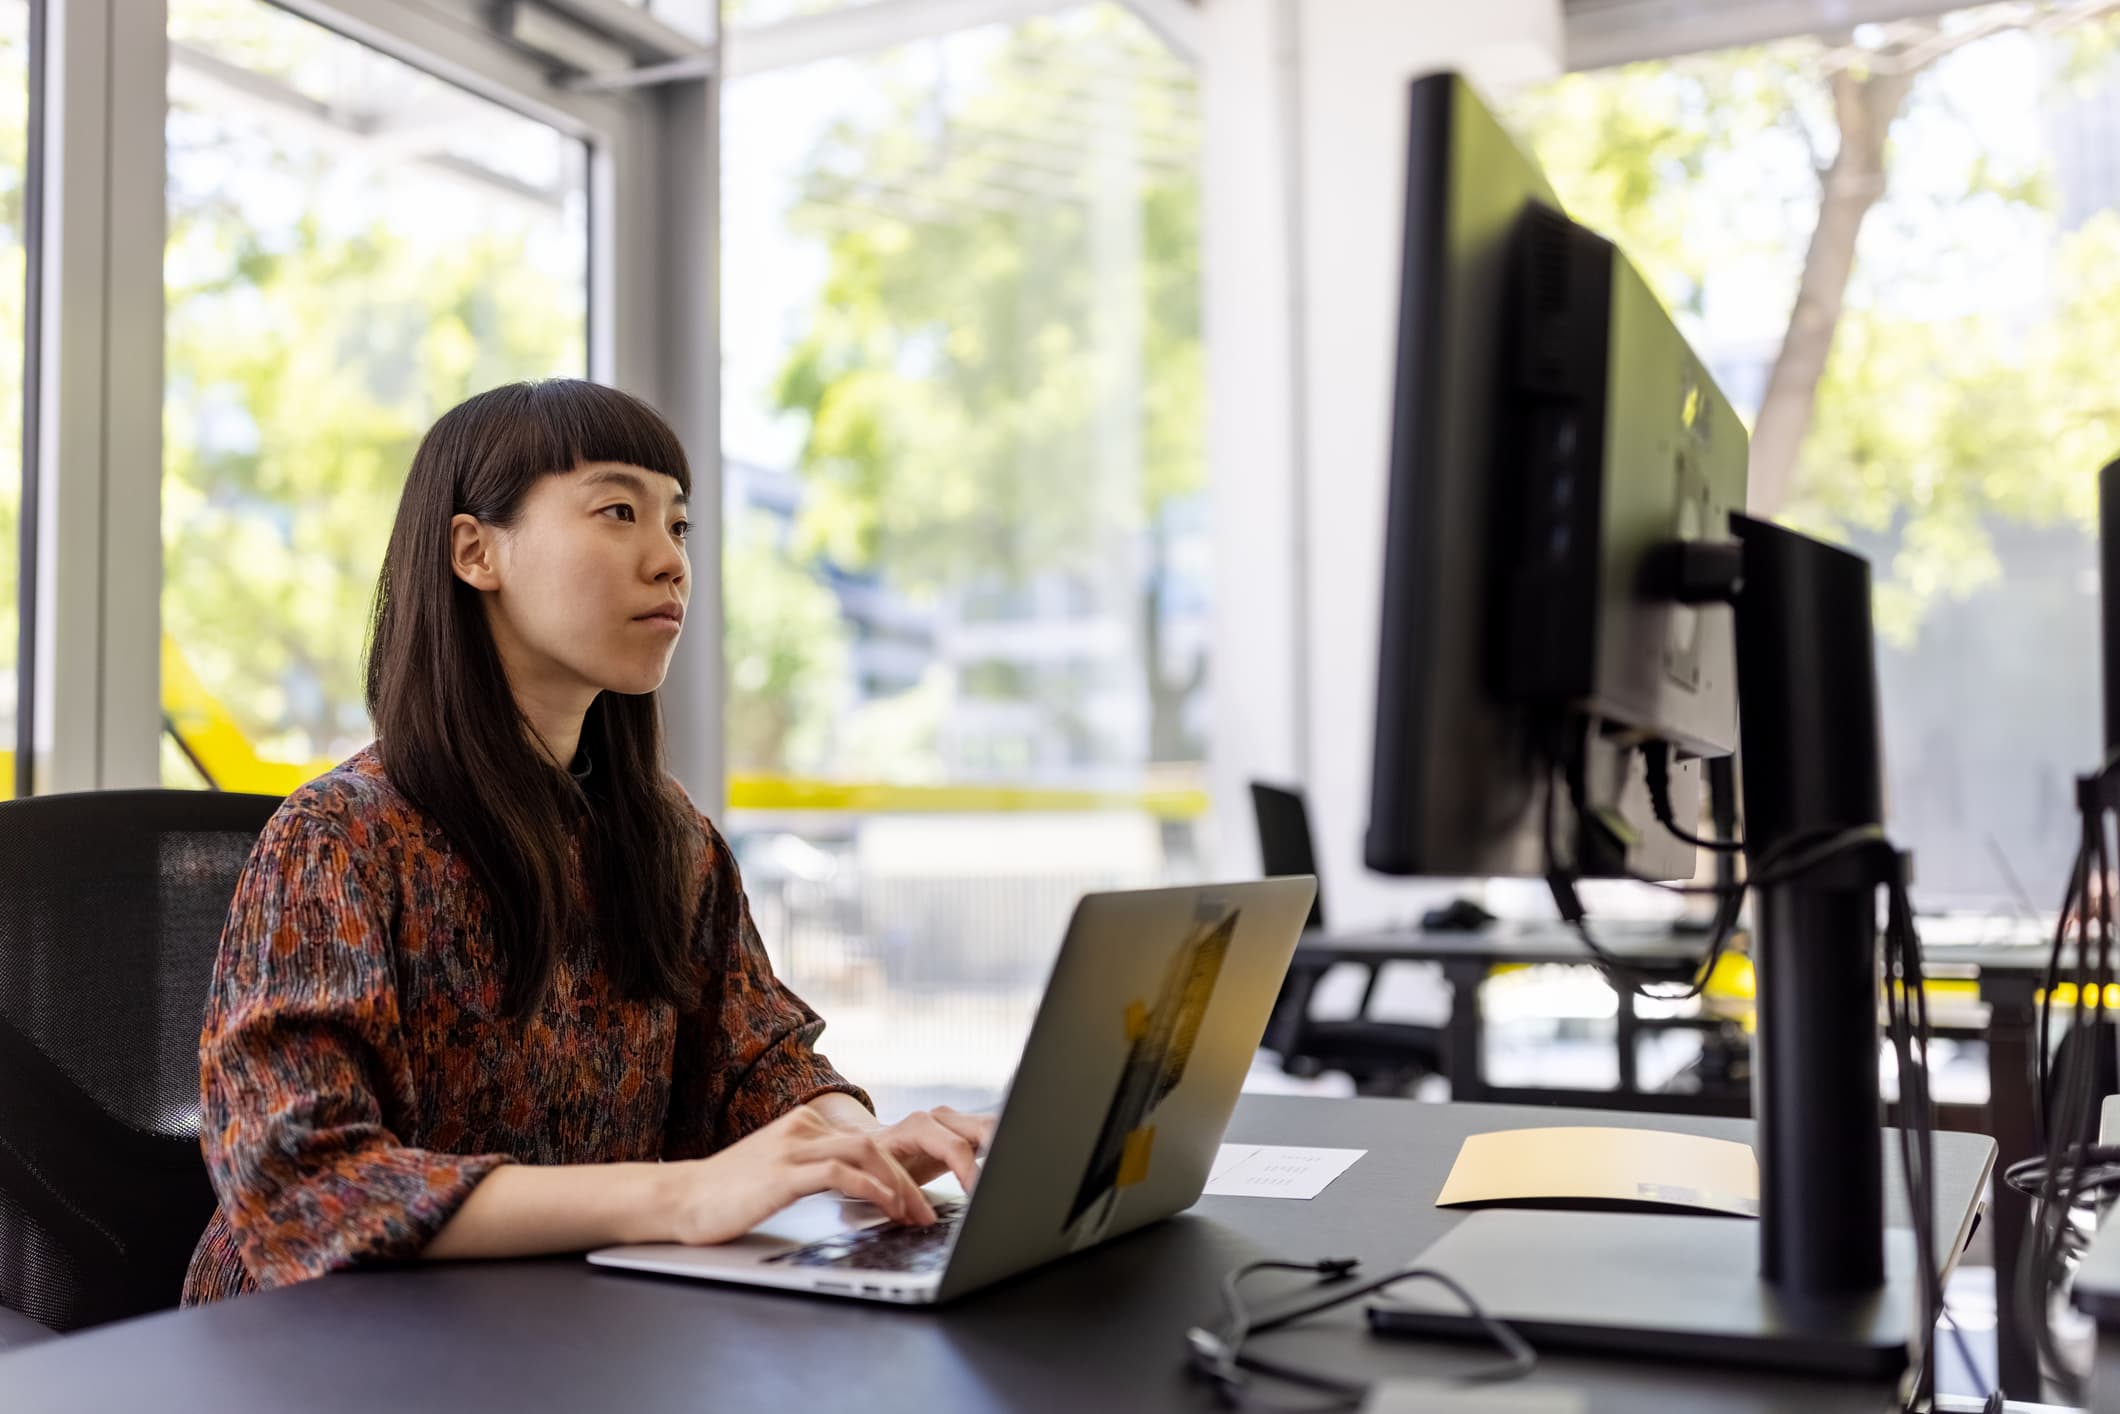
[1917,940,2065,977]
[1,1096,1995,1414]
[1299,919,1711,973]
[1302,921,2069,975]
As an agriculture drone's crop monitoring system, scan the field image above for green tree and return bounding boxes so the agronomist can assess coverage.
[163,1,584,773]
[1511,4,2119,644]
[164,218,581,764]
[769,6,1205,773]
[723,508,850,776]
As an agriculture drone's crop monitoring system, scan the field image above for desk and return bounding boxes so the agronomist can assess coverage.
[1292,922,1734,1113]
[1291,928,2057,1397]
[0,1096,1993,1414]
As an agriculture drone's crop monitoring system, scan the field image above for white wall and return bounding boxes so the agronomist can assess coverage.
[1203,0,1562,930]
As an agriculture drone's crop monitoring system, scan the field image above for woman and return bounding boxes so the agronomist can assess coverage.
[183,379,990,1303]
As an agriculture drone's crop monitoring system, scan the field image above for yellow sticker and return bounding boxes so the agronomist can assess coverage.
[1118,1127,1156,1188]
[1124,999,1148,1041]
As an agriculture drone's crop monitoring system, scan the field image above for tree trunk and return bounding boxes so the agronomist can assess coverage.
[1747,59,1920,518]
[1142,513,1204,766]
[1142,516,1205,870]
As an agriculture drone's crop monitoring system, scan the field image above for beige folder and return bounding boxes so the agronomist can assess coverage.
[1435,1126,1760,1218]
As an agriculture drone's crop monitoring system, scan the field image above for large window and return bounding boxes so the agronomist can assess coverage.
[161,0,589,790]
[720,4,1206,1104]
[1510,4,2120,918]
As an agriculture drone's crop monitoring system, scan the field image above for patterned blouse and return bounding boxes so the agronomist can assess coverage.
[181,746,867,1304]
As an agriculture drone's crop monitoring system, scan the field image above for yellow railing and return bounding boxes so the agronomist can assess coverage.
[159,634,1212,819]
[162,636,339,796]
[2045,981,2120,1009]
[727,774,1208,819]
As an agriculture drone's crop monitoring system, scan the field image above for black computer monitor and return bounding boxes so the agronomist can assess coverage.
[1363,72,1746,885]
[1359,74,1929,1377]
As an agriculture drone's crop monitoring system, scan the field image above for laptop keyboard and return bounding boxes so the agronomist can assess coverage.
[761,1200,966,1275]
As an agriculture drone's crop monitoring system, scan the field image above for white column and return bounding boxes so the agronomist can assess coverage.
[1202,0,1561,926]
[32,0,166,792]
[634,74,726,812]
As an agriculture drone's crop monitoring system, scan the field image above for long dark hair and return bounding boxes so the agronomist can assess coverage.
[366,379,702,1018]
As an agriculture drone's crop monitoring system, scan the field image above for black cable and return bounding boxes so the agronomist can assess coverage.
[1548,771,1878,1003]
[2052,809,2109,1393]
[1878,858,2012,1410]
[1537,718,1885,1003]
[1185,1257,1536,1411]
[2014,783,2116,1404]
[1643,740,1742,853]
[1627,824,1892,895]
[2036,843,2089,1145]
[2004,1144,2120,1196]
[1539,737,1741,1002]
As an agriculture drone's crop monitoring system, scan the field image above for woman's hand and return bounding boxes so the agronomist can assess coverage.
[805,1093,997,1194]
[662,1104,938,1246]
[871,1106,997,1191]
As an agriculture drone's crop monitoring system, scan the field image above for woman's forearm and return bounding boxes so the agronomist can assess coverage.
[428,1095,881,1261]
[423,1161,679,1261]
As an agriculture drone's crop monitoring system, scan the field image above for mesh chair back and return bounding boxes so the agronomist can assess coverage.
[1250,782,1326,932]
[0,789,282,1331]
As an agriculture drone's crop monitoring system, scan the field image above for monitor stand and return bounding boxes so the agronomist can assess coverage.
[1368,1211,1920,1377]
[1380,520,1923,1377]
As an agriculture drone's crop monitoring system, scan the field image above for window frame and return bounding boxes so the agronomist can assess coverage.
[29,0,726,806]
[10,0,42,798]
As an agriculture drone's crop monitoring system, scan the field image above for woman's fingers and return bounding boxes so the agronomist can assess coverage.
[810,1132,935,1226]
[898,1113,981,1194]
[928,1106,997,1155]
[813,1159,900,1216]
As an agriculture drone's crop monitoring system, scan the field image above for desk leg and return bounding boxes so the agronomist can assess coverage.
[1615,989,1641,1095]
[1442,959,1488,1103]
[1982,973,2042,1401]
[1265,958,1328,1062]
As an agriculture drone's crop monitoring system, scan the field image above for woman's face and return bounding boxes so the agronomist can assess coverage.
[453,461,691,705]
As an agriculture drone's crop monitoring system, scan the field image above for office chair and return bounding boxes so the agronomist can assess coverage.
[1250,782,1328,933]
[0,789,283,1336]
[1249,782,1445,1095]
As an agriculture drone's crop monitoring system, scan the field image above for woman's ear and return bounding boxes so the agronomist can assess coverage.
[450,514,503,592]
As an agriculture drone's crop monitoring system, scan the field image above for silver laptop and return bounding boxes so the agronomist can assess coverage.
[588,876,1317,1304]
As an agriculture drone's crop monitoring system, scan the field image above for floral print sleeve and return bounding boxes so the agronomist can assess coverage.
[197,806,513,1291]
[665,819,871,1159]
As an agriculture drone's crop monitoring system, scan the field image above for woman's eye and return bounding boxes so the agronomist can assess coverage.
[601,504,636,523]
[672,520,690,541]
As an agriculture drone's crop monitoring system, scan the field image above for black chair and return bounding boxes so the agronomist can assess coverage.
[1249,782,1444,1095]
[1250,782,1329,933]
[0,789,282,1337]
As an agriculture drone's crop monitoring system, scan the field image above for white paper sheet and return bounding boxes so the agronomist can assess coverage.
[1204,1143,1366,1200]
